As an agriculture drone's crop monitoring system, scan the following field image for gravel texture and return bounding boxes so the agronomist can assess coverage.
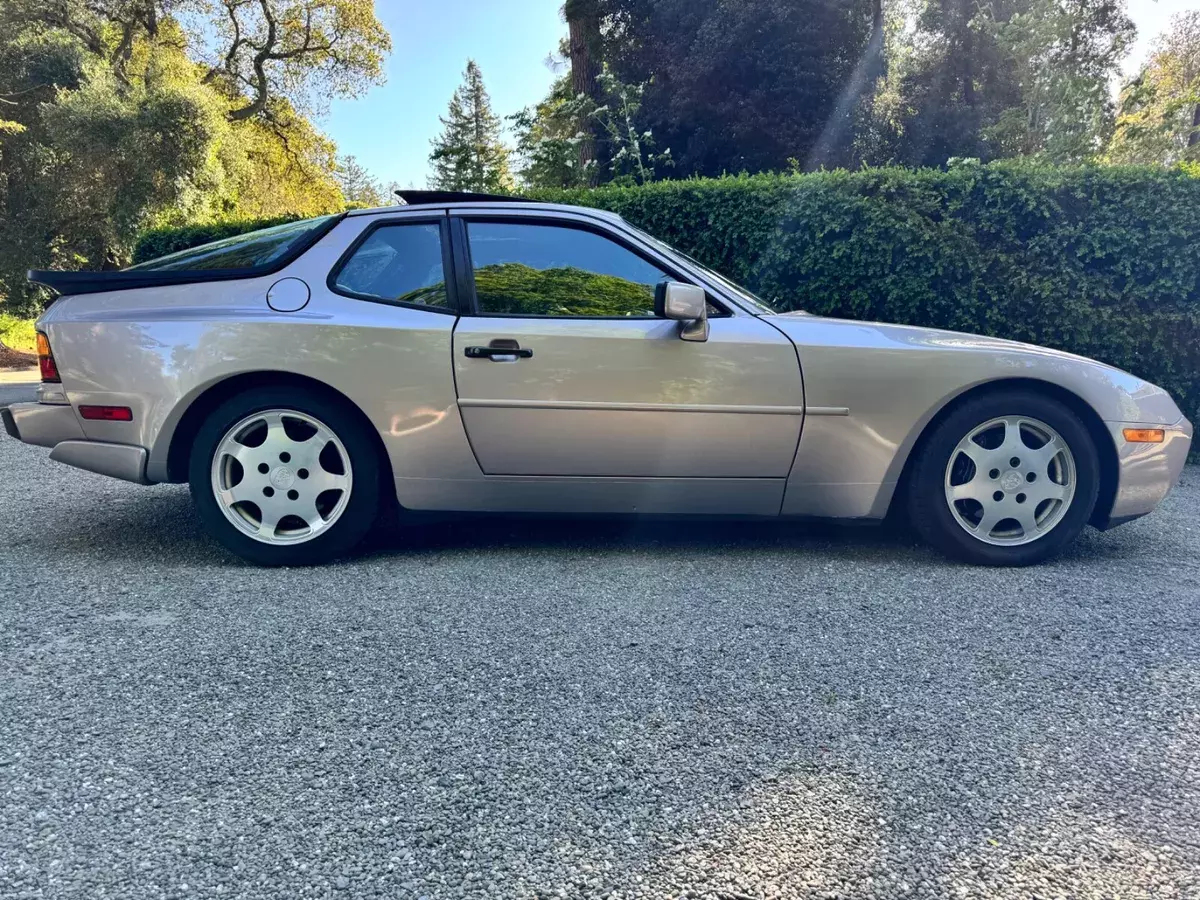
[1,432,1197,900]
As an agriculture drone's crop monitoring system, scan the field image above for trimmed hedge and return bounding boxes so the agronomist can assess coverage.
[135,163,1200,447]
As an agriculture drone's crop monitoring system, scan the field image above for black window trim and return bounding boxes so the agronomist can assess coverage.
[325,214,461,315]
[452,213,732,321]
[29,213,347,297]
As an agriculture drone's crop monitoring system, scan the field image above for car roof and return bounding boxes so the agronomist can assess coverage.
[346,200,627,225]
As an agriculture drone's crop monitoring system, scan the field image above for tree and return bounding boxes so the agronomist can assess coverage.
[510,75,594,189]
[429,60,513,193]
[564,0,603,181]
[197,0,391,121]
[0,0,362,315]
[1107,12,1200,165]
[511,67,670,189]
[335,154,385,207]
[873,0,1027,166]
[595,0,875,175]
[866,0,1133,166]
[985,0,1133,161]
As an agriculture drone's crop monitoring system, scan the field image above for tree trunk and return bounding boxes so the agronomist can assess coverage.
[959,0,976,110]
[1190,102,1200,149]
[869,0,885,80]
[566,2,602,184]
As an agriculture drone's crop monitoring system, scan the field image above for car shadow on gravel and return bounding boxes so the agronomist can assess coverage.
[374,511,930,560]
[28,487,230,568]
[29,480,1158,572]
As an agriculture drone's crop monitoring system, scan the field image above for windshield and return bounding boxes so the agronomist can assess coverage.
[127,216,339,272]
[628,225,784,315]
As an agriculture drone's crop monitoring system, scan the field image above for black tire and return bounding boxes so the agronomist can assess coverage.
[907,390,1100,566]
[188,386,382,566]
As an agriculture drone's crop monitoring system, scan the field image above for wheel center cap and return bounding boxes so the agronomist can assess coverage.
[270,465,296,489]
[1000,470,1024,493]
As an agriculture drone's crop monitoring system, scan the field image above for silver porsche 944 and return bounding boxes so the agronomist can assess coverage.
[4,191,1192,567]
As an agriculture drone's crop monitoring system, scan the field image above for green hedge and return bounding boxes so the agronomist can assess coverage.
[135,163,1200,444]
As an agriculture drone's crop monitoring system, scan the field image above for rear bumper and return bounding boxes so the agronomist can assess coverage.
[1098,416,1193,529]
[2,400,85,447]
[1,406,17,440]
[3,401,150,484]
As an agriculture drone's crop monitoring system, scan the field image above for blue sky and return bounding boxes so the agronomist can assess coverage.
[325,0,1196,189]
[327,0,567,189]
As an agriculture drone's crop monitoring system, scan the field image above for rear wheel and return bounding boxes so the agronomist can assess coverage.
[908,391,1100,566]
[188,387,381,566]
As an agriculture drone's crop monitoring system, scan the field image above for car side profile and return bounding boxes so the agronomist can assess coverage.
[3,191,1192,566]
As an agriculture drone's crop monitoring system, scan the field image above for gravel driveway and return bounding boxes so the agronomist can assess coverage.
[1,431,1197,900]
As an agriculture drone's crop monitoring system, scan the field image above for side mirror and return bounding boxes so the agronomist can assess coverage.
[654,281,709,342]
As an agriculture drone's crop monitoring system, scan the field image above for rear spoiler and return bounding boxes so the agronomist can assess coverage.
[26,269,256,296]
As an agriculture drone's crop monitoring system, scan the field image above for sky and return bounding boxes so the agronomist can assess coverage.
[326,0,1200,189]
[327,0,567,190]
[1124,0,1199,76]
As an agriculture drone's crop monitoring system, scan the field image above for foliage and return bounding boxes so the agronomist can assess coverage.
[0,313,36,353]
[985,0,1133,162]
[189,0,391,121]
[510,67,671,189]
[429,60,513,193]
[510,75,592,190]
[543,164,1200,437]
[1107,12,1200,165]
[860,0,1133,167]
[335,153,385,207]
[595,0,876,176]
[872,0,1026,166]
[0,0,378,317]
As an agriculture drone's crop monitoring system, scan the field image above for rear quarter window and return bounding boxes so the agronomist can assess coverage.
[330,223,451,310]
[127,216,339,272]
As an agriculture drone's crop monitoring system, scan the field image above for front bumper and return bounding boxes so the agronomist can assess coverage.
[1100,416,1193,528]
[2,401,150,484]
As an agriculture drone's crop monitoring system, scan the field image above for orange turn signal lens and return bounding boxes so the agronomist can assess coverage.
[36,331,60,383]
[1123,428,1165,443]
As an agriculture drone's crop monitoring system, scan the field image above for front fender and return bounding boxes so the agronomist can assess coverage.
[768,315,1184,519]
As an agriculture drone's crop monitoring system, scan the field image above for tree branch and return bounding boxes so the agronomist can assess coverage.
[205,0,249,85]
[227,0,278,122]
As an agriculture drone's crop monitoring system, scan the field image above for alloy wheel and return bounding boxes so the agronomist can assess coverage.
[210,409,353,545]
[943,415,1076,547]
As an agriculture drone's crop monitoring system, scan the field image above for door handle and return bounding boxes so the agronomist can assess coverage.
[465,342,533,361]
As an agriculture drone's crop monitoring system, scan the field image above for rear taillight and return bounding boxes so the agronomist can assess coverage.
[36,332,60,383]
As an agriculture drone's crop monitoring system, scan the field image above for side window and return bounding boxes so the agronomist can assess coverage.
[332,223,451,310]
[467,222,669,317]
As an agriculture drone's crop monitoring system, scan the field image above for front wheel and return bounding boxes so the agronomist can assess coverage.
[907,391,1100,566]
[188,387,382,566]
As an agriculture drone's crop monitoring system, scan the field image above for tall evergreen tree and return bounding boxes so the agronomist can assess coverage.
[429,60,513,192]
[336,154,386,208]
